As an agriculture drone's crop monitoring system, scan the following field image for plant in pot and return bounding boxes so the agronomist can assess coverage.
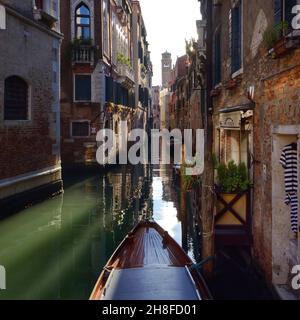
[263,21,289,57]
[214,160,251,225]
[215,160,250,193]
[117,53,132,69]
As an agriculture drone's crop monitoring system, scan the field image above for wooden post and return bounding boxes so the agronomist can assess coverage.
[200,0,215,277]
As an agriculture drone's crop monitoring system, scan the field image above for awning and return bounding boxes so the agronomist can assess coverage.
[218,102,255,114]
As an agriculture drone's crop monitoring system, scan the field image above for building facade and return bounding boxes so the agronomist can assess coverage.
[0,0,63,214]
[201,0,300,298]
[60,0,152,166]
[61,0,135,165]
[132,0,152,130]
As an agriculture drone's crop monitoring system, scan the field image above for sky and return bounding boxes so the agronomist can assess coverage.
[139,0,201,86]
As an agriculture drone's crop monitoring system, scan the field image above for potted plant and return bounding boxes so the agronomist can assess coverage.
[214,160,251,226]
[263,21,289,58]
[117,53,132,69]
[71,37,93,47]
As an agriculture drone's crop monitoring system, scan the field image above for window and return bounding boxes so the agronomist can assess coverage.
[274,0,299,30]
[103,0,109,55]
[214,30,221,86]
[35,0,43,10]
[71,121,90,137]
[230,1,242,74]
[74,75,91,101]
[4,76,28,120]
[105,76,114,102]
[75,3,90,40]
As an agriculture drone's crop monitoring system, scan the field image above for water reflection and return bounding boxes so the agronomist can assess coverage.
[0,164,201,300]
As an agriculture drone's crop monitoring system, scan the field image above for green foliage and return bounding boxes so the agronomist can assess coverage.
[117,53,132,69]
[215,160,251,193]
[263,21,289,50]
[141,64,147,72]
[71,37,93,47]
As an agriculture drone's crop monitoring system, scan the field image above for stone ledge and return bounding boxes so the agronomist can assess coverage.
[0,180,63,219]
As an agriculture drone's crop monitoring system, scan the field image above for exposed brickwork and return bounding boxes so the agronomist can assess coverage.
[211,0,300,284]
[0,7,61,180]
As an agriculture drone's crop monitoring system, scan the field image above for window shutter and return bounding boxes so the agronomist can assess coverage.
[4,76,28,120]
[139,85,143,103]
[105,76,113,102]
[231,4,242,73]
[75,75,91,101]
[214,30,221,85]
[274,0,283,25]
[72,122,90,137]
[228,9,232,59]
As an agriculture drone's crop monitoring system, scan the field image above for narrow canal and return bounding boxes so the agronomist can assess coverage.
[0,165,201,300]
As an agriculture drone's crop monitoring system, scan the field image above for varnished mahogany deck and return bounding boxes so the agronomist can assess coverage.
[90,220,212,300]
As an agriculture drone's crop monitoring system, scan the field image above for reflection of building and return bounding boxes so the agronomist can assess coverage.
[0,0,63,214]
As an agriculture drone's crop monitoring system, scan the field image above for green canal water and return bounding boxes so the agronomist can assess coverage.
[0,165,201,300]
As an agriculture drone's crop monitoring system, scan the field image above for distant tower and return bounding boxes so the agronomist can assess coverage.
[161,51,172,88]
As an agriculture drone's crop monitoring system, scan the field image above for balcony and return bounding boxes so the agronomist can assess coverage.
[72,45,94,64]
[116,64,134,88]
[33,0,58,29]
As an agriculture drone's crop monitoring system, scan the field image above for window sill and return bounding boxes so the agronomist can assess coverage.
[71,136,91,139]
[3,120,31,126]
[232,68,243,79]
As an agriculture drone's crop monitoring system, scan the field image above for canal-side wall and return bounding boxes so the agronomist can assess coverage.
[0,2,63,214]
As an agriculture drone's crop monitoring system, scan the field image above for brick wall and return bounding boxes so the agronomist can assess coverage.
[0,11,61,180]
[211,0,300,283]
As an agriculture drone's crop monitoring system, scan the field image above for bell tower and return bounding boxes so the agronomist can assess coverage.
[161,51,172,88]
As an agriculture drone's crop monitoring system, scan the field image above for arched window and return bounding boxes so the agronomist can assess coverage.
[4,76,28,120]
[75,3,91,40]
